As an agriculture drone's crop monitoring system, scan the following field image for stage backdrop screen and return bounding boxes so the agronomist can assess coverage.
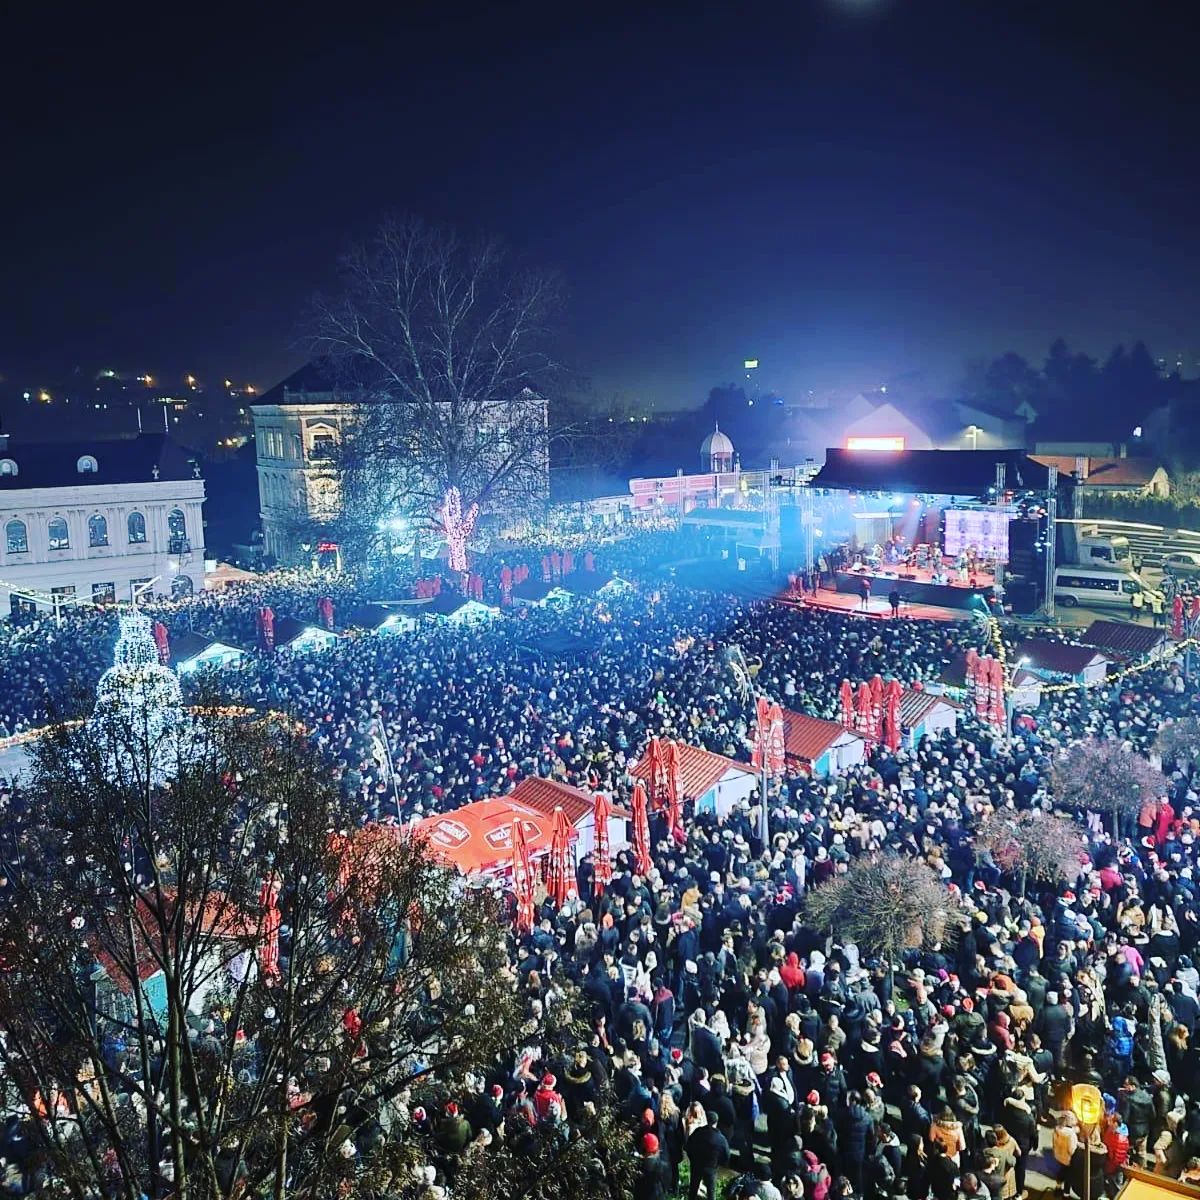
[943,508,1013,561]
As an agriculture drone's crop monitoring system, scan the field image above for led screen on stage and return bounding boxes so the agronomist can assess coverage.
[943,508,1012,561]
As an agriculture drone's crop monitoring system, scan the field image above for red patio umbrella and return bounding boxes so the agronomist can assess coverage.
[974,655,992,720]
[989,656,1008,729]
[511,819,535,935]
[258,606,275,652]
[883,679,904,751]
[547,806,572,909]
[317,596,334,630]
[258,875,281,979]
[631,782,652,875]
[869,674,884,742]
[855,681,874,740]
[1174,595,1185,639]
[646,737,669,812]
[839,679,854,729]
[592,793,613,897]
[663,740,685,846]
[751,696,772,770]
[767,703,786,775]
[964,648,980,709]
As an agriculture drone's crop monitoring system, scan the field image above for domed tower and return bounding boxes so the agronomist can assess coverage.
[700,423,735,473]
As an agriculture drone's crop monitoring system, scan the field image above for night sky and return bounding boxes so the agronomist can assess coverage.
[2,1,1197,408]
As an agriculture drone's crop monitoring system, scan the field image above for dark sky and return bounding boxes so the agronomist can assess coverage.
[2,1,1197,408]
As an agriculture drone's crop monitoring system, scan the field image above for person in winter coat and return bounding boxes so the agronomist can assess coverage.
[801,1149,831,1200]
[838,1092,873,1193]
[929,1107,966,1165]
[633,1134,671,1200]
[686,1112,731,1200]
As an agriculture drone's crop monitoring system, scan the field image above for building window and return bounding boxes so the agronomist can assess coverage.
[171,574,194,598]
[129,577,152,601]
[0,458,17,477]
[51,585,76,602]
[77,455,99,474]
[5,519,28,554]
[127,511,147,544]
[88,514,109,548]
[9,595,35,619]
[92,582,116,605]
[48,517,69,550]
[167,508,188,554]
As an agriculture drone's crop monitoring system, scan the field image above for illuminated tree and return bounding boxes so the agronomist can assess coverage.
[312,214,560,566]
[1053,737,1164,838]
[975,808,1084,897]
[804,855,965,983]
[0,699,627,1200]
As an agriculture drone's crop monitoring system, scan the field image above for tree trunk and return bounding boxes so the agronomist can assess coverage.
[1018,866,1027,899]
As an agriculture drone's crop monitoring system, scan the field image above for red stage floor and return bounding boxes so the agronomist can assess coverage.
[783,590,966,623]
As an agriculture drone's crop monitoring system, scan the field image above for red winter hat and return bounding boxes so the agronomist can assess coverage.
[941,1004,955,1017]
[491,1085,504,1099]
[445,1102,459,1116]
[641,1133,660,1155]
[670,1048,684,1063]
[541,1073,556,1088]
[413,1107,427,1123]
[807,1090,820,1105]
[962,998,974,1013]
[867,1072,883,1087]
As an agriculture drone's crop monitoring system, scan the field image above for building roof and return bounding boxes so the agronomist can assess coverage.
[629,742,754,799]
[0,434,198,491]
[1019,638,1110,676]
[255,360,342,406]
[512,577,557,601]
[1030,455,1164,487]
[559,569,615,595]
[1079,619,1169,659]
[509,777,630,823]
[899,688,961,728]
[810,448,1062,496]
[168,631,244,665]
[348,603,416,631]
[780,710,856,762]
[274,616,335,646]
[700,424,734,457]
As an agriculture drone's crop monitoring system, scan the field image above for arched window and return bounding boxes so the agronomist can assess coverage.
[0,459,17,477]
[171,574,194,599]
[5,519,28,554]
[76,455,99,474]
[167,508,188,553]
[127,511,147,544]
[48,516,69,550]
[88,513,109,548]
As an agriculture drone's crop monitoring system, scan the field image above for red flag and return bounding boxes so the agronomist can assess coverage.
[839,679,854,729]
[547,807,572,909]
[631,782,652,875]
[512,820,535,934]
[592,793,612,897]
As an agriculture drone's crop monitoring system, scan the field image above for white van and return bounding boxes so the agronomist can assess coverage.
[1053,565,1158,610]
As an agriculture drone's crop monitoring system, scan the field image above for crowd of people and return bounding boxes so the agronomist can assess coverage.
[3,522,1200,1200]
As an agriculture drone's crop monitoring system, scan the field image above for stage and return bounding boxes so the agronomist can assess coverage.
[834,564,996,612]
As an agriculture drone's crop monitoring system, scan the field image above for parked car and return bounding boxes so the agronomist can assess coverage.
[1163,551,1200,577]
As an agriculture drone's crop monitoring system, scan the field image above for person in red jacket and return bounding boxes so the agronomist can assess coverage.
[780,951,806,993]
[533,1072,564,1121]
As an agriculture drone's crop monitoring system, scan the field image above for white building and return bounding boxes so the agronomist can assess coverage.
[0,433,205,617]
[251,363,550,566]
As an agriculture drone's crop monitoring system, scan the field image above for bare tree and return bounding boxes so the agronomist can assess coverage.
[974,808,1084,897]
[1052,737,1164,838]
[1155,716,1200,775]
[803,855,965,983]
[0,699,628,1199]
[311,215,562,570]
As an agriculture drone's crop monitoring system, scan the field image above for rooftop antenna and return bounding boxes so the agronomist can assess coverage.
[136,405,143,433]
[162,403,169,433]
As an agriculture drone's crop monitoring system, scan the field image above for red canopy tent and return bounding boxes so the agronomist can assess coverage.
[412,799,557,877]
[631,782,652,875]
[511,819,535,934]
[592,793,613,897]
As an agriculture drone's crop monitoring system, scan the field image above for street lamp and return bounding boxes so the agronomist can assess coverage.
[1070,1083,1103,1200]
[965,424,981,450]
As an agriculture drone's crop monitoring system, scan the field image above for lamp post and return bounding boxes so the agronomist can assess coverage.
[965,424,980,450]
[1070,1083,1104,1200]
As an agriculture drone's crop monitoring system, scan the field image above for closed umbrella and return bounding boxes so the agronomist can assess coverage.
[855,681,874,740]
[767,703,786,775]
[751,696,772,770]
[547,807,572,909]
[990,656,1008,729]
[631,782,652,876]
[511,820,535,935]
[975,655,992,721]
[839,679,854,729]
[964,648,980,710]
[258,875,281,979]
[592,793,613,897]
[663,741,685,846]
[646,738,666,812]
[152,621,170,666]
[884,679,904,751]
[869,674,884,742]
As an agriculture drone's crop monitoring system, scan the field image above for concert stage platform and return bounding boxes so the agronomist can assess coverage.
[834,565,995,612]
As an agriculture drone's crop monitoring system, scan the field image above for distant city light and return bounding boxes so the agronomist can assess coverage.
[185,374,197,388]
[1133,426,1143,437]
[744,359,759,369]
